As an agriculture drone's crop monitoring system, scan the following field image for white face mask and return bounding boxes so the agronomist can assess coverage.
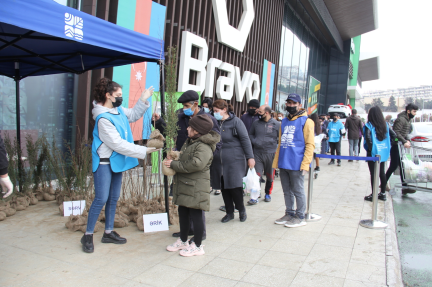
[278,116,283,120]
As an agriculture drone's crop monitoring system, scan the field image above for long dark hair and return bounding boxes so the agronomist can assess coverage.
[309,113,321,135]
[367,106,387,141]
[93,77,122,104]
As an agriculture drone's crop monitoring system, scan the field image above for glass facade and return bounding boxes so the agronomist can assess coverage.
[276,2,330,114]
[0,0,79,150]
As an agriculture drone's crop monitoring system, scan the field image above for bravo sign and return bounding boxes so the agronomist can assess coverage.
[178,0,259,103]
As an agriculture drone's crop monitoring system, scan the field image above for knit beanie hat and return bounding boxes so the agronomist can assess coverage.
[189,114,214,135]
[248,99,260,108]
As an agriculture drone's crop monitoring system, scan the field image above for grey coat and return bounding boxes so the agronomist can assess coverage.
[211,112,254,190]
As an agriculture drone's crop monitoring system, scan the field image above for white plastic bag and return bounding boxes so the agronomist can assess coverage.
[314,134,325,153]
[246,168,261,200]
[242,176,248,195]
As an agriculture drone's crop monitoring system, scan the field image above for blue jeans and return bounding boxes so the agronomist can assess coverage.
[86,165,123,233]
[279,169,306,219]
[348,139,359,157]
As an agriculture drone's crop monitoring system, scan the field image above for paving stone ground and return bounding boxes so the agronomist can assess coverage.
[0,141,399,286]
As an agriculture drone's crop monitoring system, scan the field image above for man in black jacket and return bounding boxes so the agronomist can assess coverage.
[240,99,260,133]
[345,109,363,161]
[172,90,222,242]
[383,103,418,194]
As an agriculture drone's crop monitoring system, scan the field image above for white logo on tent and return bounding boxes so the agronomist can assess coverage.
[65,13,83,41]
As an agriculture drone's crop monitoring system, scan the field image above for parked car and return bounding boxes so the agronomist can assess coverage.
[408,122,432,162]
[328,104,351,125]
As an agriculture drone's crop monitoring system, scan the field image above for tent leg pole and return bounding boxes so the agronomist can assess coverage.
[14,62,22,193]
[159,62,170,225]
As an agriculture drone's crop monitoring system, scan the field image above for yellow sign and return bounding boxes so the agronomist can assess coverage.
[314,83,321,92]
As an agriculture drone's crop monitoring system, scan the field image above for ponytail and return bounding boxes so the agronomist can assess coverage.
[93,77,122,104]
[213,99,233,113]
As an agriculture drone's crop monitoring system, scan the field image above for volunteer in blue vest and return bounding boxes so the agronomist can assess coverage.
[273,94,315,228]
[363,106,395,202]
[81,78,155,254]
[327,113,346,166]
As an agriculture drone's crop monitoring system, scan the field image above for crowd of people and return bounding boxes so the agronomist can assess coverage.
[78,78,420,256]
[0,76,410,257]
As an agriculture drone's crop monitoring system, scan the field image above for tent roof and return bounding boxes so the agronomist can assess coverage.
[0,0,164,79]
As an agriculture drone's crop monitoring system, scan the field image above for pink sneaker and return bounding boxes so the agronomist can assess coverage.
[166,238,189,252]
[179,242,205,257]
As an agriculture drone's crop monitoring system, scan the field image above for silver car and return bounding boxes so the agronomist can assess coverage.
[408,122,432,162]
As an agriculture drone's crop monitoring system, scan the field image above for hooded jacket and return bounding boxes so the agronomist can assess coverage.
[171,131,221,211]
[345,114,363,140]
[92,99,149,162]
[392,111,412,144]
[272,110,315,171]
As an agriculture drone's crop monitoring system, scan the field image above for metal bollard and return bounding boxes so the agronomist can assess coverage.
[359,155,388,229]
[305,155,322,222]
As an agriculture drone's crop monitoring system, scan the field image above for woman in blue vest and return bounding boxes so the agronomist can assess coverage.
[81,78,154,253]
[363,106,395,202]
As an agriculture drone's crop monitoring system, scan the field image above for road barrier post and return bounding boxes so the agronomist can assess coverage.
[359,155,388,229]
[305,155,321,222]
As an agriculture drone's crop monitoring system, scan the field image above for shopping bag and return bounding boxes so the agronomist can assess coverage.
[242,176,248,195]
[246,168,260,200]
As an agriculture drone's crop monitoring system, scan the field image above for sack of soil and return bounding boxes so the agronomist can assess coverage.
[162,151,180,176]
[0,211,6,221]
[65,215,103,233]
[43,193,56,201]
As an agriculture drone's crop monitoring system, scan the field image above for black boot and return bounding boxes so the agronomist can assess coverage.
[221,213,234,223]
[81,234,94,253]
[378,192,387,201]
[239,210,247,222]
[101,231,127,244]
[364,194,373,202]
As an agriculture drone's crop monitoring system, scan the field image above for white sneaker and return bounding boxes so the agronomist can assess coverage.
[274,214,294,225]
[179,242,205,257]
[284,216,307,228]
[167,238,189,252]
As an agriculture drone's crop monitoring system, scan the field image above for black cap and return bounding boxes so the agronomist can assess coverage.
[177,90,199,103]
[248,99,260,108]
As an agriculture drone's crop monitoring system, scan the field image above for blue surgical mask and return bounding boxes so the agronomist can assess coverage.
[214,112,223,121]
[204,107,210,113]
[183,105,195,117]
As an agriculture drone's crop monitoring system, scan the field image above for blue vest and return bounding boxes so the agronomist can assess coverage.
[363,122,390,162]
[92,107,138,172]
[278,116,307,170]
[327,121,344,142]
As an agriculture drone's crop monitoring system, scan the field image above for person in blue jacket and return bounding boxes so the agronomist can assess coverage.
[363,106,395,202]
[326,113,346,166]
[81,78,155,253]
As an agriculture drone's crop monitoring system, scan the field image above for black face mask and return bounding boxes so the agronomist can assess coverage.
[258,114,266,121]
[112,97,123,108]
[408,112,415,119]
[333,117,337,122]
[248,108,257,116]
[285,106,297,115]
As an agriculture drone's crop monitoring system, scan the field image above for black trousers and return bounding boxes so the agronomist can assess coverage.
[358,137,362,156]
[178,206,204,246]
[221,176,245,215]
[385,144,406,187]
[367,161,386,194]
[329,140,341,163]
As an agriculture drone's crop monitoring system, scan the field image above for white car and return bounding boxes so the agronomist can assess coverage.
[408,122,432,162]
[328,104,352,125]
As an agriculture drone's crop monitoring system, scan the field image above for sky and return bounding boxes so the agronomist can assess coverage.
[361,0,432,92]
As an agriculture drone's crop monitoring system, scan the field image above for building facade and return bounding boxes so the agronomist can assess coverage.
[1,0,380,145]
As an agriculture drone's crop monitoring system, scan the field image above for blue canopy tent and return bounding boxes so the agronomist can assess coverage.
[0,0,169,209]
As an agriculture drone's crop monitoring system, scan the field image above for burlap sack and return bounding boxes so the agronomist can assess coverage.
[147,139,164,149]
[0,211,6,221]
[4,207,16,217]
[149,129,165,141]
[43,193,56,201]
